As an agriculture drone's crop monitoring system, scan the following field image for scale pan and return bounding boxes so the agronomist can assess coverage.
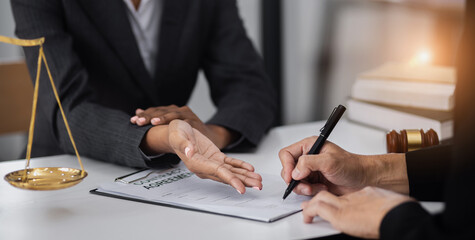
[4,167,87,190]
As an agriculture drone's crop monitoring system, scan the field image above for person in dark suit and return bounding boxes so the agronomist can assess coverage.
[280,2,475,239]
[11,0,276,193]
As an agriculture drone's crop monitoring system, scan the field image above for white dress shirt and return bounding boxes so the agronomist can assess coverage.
[123,0,163,77]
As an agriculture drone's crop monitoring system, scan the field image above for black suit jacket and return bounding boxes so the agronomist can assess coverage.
[379,1,475,239]
[11,0,277,167]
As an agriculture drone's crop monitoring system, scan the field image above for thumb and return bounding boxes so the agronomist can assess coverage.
[135,108,144,114]
[169,120,196,157]
[171,132,194,159]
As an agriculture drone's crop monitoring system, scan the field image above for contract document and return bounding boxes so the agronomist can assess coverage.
[91,163,311,222]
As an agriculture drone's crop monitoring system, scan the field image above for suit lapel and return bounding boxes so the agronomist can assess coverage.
[154,0,190,83]
[78,0,158,104]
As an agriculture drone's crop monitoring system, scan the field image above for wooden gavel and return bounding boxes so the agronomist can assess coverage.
[386,129,439,153]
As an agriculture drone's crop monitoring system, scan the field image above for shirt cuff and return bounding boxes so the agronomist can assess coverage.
[139,148,165,162]
[138,144,180,168]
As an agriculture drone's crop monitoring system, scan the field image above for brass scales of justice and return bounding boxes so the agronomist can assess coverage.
[1,35,87,190]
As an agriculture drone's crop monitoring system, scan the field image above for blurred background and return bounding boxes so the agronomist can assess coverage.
[0,0,465,161]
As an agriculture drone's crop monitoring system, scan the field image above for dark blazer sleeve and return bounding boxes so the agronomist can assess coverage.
[380,202,445,240]
[203,0,278,148]
[11,0,151,167]
[405,144,452,201]
[379,1,475,239]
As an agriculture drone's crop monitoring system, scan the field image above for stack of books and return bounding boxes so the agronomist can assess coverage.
[347,62,455,140]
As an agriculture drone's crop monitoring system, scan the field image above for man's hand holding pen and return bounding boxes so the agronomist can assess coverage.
[278,105,413,239]
[280,140,369,196]
[282,105,346,200]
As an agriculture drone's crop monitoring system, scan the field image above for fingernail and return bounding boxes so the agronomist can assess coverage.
[184,147,190,157]
[151,118,160,124]
[237,189,242,194]
[138,117,146,123]
[303,188,311,195]
[292,169,300,179]
[130,116,138,122]
[253,187,260,191]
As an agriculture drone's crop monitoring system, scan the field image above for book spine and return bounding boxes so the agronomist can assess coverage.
[347,100,453,140]
[351,79,454,111]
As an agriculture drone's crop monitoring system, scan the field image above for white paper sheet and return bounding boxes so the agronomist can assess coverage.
[94,163,311,222]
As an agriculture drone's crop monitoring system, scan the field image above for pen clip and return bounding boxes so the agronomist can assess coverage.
[320,107,337,133]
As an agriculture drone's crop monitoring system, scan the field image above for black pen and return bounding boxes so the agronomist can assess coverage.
[282,104,346,200]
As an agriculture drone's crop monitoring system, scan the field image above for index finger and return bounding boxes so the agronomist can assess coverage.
[224,157,255,172]
[155,107,199,126]
[212,161,247,194]
[186,153,248,194]
[279,136,318,183]
[302,191,340,223]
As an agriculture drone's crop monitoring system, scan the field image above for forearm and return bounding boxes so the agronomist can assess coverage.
[140,125,173,155]
[12,0,154,167]
[140,123,238,157]
[363,144,450,199]
[364,153,410,194]
[203,0,277,148]
[205,124,239,149]
[58,103,153,167]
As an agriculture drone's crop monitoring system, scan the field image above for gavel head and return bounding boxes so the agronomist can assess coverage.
[386,129,439,153]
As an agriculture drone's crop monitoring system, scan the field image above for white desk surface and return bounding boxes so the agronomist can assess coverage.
[0,119,443,240]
